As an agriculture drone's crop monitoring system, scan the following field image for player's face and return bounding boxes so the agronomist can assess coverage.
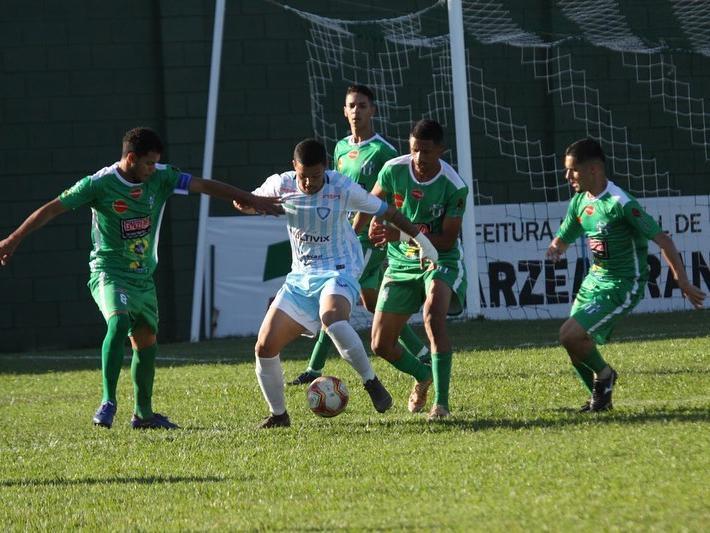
[127,151,161,183]
[409,136,444,181]
[564,155,596,193]
[343,92,375,131]
[293,160,326,194]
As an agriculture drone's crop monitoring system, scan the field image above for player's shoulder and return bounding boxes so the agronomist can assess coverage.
[381,153,411,170]
[371,133,397,154]
[86,163,120,183]
[326,170,353,187]
[438,160,467,190]
[604,180,636,207]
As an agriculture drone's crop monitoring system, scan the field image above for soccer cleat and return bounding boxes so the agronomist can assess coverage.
[417,351,431,365]
[288,371,320,386]
[408,379,433,413]
[92,401,117,428]
[427,404,450,421]
[579,398,613,412]
[131,412,180,430]
[258,411,291,429]
[363,376,393,413]
[589,367,618,412]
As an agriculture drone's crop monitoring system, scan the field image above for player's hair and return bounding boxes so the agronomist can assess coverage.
[294,138,327,166]
[565,138,606,164]
[122,127,164,157]
[410,119,444,144]
[345,84,375,103]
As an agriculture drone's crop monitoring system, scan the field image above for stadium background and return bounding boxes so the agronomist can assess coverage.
[1,0,708,352]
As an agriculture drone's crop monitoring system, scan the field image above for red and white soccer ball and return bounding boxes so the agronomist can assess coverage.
[307,376,349,418]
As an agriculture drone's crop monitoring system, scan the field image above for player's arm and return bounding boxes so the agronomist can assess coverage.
[545,237,571,263]
[0,198,69,266]
[189,177,282,215]
[547,199,582,262]
[652,231,706,309]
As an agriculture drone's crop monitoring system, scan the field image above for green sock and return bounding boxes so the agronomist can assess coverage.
[101,314,130,404]
[432,352,452,409]
[398,324,428,359]
[572,361,595,393]
[306,329,330,374]
[131,343,158,419]
[581,346,607,374]
[387,351,432,383]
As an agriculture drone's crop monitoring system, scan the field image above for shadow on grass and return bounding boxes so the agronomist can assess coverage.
[349,406,710,434]
[0,474,230,488]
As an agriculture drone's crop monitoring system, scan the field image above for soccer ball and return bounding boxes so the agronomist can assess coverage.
[306,376,349,418]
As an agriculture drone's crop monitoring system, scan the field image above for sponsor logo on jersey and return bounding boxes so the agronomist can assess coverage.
[290,227,330,243]
[411,189,424,201]
[394,194,404,208]
[129,188,143,199]
[129,238,149,256]
[113,200,129,214]
[121,216,151,239]
[588,238,609,260]
[321,193,341,199]
[337,158,344,171]
[631,207,641,217]
[361,161,374,176]
[347,150,359,159]
[430,203,444,218]
[316,207,331,220]
[299,253,323,265]
[584,205,595,216]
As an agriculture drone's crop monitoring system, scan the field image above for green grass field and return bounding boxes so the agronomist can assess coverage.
[1,311,708,531]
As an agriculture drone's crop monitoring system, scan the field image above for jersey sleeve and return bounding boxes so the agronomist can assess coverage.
[252,174,282,197]
[623,200,662,239]
[445,185,468,218]
[58,176,95,210]
[375,164,393,201]
[156,164,191,196]
[345,179,387,216]
[556,198,584,243]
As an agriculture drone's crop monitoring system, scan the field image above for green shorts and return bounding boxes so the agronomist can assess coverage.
[375,260,467,316]
[358,243,386,292]
[571,273,646,345]
[88,271,159,334]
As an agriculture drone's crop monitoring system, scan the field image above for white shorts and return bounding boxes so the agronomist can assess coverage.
[271,271,360,336]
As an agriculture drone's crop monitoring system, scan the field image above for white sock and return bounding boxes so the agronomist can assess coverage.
[255,355,286,415]
[325,320,375,383]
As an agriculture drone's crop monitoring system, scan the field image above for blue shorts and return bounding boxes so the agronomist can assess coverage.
[272,271,360,335]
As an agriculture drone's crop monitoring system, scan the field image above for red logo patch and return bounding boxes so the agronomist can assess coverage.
[393,194,404,208]
[584,205,594,216]
[113,200,128,213]
[411,189,424,201]
[347,150,359,159]
[631,208,641,217]
[130,188,142,199]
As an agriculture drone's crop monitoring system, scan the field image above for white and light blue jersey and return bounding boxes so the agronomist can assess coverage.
[253,170,387,279]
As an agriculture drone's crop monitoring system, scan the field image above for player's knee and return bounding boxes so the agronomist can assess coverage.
[106,313,130,337]
[254,338,277,358]
[558,322,581,348]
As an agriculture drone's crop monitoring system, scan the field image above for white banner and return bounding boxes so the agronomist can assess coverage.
[207,195,709,337]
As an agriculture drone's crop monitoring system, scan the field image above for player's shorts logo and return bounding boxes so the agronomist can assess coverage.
[129,188,142,199]
[113,200,129,214]
[316,207,331,220]
[411,189,424,201]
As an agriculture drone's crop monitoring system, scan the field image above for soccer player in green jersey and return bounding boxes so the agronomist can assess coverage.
[0,127,281,429]
[289,85,430,386]
[369,119,469,421]
[546,138,706,411]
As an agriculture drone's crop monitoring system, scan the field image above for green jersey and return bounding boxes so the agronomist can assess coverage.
[58,162,192,280]
[334,133,397,242]
[376,155,468,266]
[557,180,662,280]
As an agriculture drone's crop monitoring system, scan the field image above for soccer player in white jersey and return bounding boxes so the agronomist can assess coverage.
[234,138,439,428]
[547,138,705,411]
[0,127,281,430]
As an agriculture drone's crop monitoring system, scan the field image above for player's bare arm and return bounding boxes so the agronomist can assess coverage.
[189,177,282,215]
[0,198,68,266]
[653,231,706,308]
[545,237,570,263]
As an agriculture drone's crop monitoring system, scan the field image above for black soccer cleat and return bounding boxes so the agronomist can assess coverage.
[288,371,320,386]
[589,367,618,412]
[363,376,393,413]
[258,411,291,429]
[131,412,180,430]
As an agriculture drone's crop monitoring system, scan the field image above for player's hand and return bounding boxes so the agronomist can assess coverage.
[678,279,706,309]
[412,233,438,271]
[545,242,564,263]
[0,237,18,266]
[368,219,399,247]
[243,194,283,215]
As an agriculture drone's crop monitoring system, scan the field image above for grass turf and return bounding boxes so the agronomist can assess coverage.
[1,311,708,530]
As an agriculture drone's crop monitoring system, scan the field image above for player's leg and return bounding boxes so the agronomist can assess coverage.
[422,279,455,420]
[89,273,131,428]
[288,329,331,385]
[320,277,392,413]
[255,288,311,428]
